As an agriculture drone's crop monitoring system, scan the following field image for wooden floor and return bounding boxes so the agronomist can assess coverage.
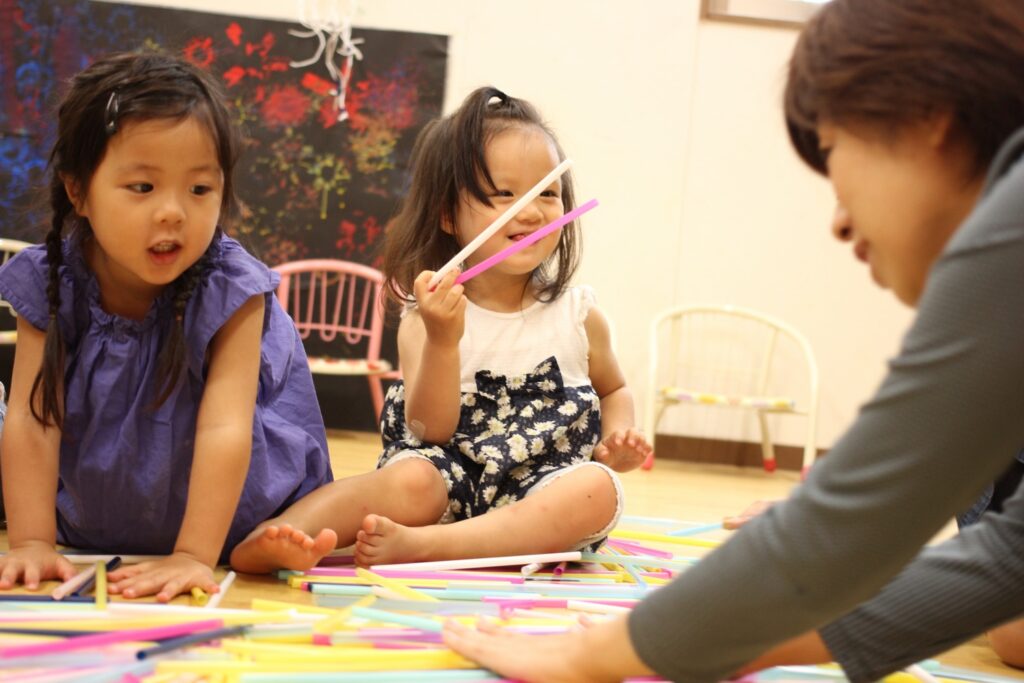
[0,429,1018,679]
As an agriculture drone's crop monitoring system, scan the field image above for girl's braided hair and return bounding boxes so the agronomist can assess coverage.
[34,50,240,428]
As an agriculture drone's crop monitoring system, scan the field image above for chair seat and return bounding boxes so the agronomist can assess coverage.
[661,386,796,411]
[0,330,16,345]
[308,356,394,376]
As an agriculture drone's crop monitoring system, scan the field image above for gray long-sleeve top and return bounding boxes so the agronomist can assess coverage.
[629,127,1024,683]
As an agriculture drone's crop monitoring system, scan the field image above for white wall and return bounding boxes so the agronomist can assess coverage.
[107,0,914,449]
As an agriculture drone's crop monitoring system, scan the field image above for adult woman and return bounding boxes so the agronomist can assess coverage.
[443,1,1024,680]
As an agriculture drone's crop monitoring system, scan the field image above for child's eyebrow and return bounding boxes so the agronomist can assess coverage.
[489,174,561,189]
[114,162,221,174]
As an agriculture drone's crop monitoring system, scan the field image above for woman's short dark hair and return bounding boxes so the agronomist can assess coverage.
[785,0,1024,176]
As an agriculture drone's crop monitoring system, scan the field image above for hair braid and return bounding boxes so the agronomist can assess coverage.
[29,181,72,428]
[152,245,214,406]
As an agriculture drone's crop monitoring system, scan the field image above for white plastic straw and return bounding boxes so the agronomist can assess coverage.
[428,158,573,288]
[206,570,237,609]
[372,551,582,573]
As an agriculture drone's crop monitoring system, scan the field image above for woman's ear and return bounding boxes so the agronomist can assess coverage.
[924,109,956,150]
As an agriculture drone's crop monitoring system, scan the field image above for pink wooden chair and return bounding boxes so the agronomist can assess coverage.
[272,259,401,422]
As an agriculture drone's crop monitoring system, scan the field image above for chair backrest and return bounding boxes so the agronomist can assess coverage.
[272,259,387,361]
[0,238,33,317]
[648,304,819,410]
[0,238,32,265]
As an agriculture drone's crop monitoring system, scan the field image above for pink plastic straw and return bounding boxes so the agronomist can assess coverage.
[304,568,524,583]
[454,198,598,285]
[51,565,96,601]
[605,539,675,559]
[482,597,638,608]
[0,618,224,658]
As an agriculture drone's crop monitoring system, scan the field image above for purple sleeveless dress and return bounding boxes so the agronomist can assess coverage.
[0,234,332,561]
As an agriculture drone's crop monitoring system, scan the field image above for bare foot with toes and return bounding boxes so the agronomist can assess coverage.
[230,523,337,574]
[355,514,438,567]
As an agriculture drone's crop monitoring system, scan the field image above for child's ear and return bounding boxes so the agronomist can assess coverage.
[61,176,86,215]
[441,216,456,235]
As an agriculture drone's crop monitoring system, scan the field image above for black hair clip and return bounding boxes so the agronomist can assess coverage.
[104,91,119,135]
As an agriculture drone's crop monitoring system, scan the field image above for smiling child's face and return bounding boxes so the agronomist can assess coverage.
[450,125,565,283]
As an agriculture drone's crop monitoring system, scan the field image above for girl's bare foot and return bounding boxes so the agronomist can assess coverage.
[230,523,337,574]
[354,514,440,567]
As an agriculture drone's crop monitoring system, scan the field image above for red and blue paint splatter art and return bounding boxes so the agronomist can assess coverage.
[0,0,448,268]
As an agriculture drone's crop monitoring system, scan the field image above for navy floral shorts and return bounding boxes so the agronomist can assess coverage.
[378,357,622,548]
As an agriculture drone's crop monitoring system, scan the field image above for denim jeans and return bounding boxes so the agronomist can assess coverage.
[956,449,1024,528]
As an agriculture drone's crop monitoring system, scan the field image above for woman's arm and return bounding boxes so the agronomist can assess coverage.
[444,610,655,683]
[109,294,264,600]
[817,491,1024,681]
[627,167,1024,682]
[0,317,74,588]
[399,270,465,444]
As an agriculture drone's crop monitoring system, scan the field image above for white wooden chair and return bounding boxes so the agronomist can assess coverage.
[642,304,819,473]
[0,238,34,345]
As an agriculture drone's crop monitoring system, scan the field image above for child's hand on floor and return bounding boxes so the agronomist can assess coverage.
[593,428,653,472]
[107,551,219,602]
[0,540,76,590]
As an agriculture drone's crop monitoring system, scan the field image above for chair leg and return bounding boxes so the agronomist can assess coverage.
[640,402,663,471]
[368,376,384,427]
[800,433,816,480]
[757,411,777,473]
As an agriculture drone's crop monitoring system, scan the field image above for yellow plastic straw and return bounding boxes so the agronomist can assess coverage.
[288,575,457,589]
[250,598,341,616]
[190,586,209,606]
[610,529,720,548]
[312,594,377,634]
[355,568,439,602]
[3,611,300,631]
[156,649,475,673]
[94,561,107,611]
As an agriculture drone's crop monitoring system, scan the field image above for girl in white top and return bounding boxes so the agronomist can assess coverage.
[230,87,652,573]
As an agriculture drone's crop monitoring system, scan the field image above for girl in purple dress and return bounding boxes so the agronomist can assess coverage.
[0,51,332,601]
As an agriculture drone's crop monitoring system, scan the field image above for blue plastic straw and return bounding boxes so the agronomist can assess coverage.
[927,665,1024,683]
[0,652,132,670]
[72,556,122,597]
[314,593,537,610]
[581,551,697,571]
[667,522,723,537]
[0,626,105,637]
[0,594,95,603]
[136,624,249,659]
[620,562,648,588]
[619,514,704,527]
[350,606,443,632]
[305,584,373,596]
[70,659,156,683]
[311,584,531,601]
